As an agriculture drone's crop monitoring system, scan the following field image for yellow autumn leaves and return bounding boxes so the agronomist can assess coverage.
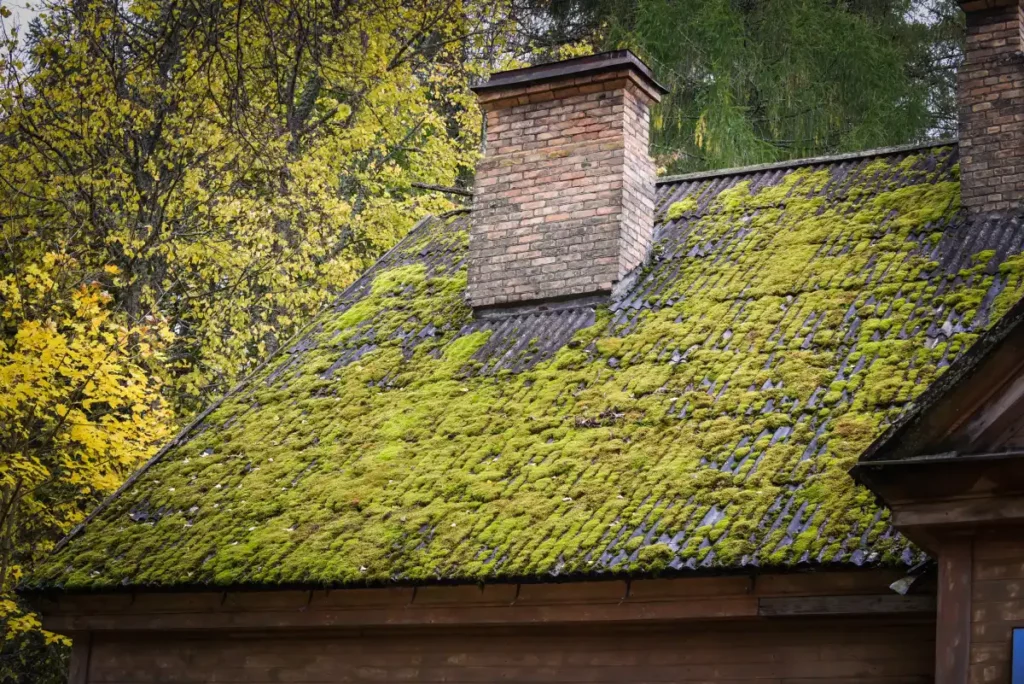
[0,253,172,647]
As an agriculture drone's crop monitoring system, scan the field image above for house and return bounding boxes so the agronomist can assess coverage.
[21,1,1024,682]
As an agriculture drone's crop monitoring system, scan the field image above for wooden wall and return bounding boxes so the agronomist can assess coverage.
[971,529,1024,684]
[78,617,935,684]
[42,572,939,684]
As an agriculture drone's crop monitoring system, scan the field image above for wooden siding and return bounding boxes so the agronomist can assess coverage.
[83,618,935,684]
[37,572,934,635]
[994,420,1024,450]
[971,530,1024,684]
[36,572,939,684]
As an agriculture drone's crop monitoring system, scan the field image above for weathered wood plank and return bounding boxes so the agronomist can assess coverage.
[892,494,1024,529]
[68,632,92,684]
[39,570,939,634]
[758,594,935,616]
[81,618,936,684]
[43,595,762,633]
[936,537,972,684]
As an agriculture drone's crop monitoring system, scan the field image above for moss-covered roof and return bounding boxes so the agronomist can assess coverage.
[28,143,1024,591]
[857,290,1024,466]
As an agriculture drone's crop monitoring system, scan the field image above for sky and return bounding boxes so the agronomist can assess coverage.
[2,1,40,41]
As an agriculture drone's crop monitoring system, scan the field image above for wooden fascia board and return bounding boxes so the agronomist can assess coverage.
[757,594,935,617]
[853,452,1024,512]
[36,570,932,634]
[892,493,1024,530]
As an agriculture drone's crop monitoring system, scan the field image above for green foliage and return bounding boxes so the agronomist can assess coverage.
[570,0,963,173]
[32,150,1024,590]
[0,626,68,684]
[0,254,170,679]
[0,0,506,413]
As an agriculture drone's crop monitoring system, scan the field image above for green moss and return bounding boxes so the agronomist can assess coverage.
[636,543,674,572]
[443,331,492,364]
[33,147,1024,591]
[667,197,698,220]
[335,298,385,329]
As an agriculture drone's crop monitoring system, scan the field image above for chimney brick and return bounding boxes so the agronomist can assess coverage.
[958,0,1024,214]
[468,52,666,310]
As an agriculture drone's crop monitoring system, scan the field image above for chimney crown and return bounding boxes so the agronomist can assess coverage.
[957,0,1024,215]
[468,51,666,312]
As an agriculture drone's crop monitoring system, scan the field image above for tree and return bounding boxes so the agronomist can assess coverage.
[0,0,523,677]
[540,0,964,173]
[0,254,172,682]
[0,0,510,412]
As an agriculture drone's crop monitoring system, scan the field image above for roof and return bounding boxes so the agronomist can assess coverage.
[856,293,1024,467]
[26,142,1024,592]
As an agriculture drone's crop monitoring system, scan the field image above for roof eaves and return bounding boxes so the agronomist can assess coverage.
[20,559,899,598]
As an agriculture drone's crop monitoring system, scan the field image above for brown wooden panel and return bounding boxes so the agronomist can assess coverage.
[43,572,931,635]
[68,632,91,684]
[84,618,934,684]
[758,594,935,616]
[936,537,972,684]
[968,529,1024,684]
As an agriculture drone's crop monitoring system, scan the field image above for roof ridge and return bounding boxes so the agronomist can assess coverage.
[656,139,958,185]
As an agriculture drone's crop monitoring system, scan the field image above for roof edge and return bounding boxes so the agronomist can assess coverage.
[656,139,958,185]
[855,292,1024,467]
[21,560,907,597]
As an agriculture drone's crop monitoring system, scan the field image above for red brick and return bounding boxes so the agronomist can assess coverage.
[468,62,660,308]
[958,1,1024,214]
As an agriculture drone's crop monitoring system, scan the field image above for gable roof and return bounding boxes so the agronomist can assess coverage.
[856,293,1024,466]
[27,142,1024,592]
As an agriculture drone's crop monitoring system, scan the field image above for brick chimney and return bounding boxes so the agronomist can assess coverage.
[468,51,667,311]
[958,0,1024,214]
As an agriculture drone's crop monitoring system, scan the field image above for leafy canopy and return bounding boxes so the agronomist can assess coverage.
[0,254,171,679]
[542,0,963,172]
[0,0,503,411]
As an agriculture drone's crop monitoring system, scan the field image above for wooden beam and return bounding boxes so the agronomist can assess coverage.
[68,632,91,684]
[42,596,761,633]
[963,372,1024,451]
[757,594,935,617]
[935,537,972,684]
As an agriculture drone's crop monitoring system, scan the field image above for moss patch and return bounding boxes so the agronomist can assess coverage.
[667,197,698,220]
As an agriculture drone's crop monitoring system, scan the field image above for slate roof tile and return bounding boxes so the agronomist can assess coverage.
[27,142,1024,591]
